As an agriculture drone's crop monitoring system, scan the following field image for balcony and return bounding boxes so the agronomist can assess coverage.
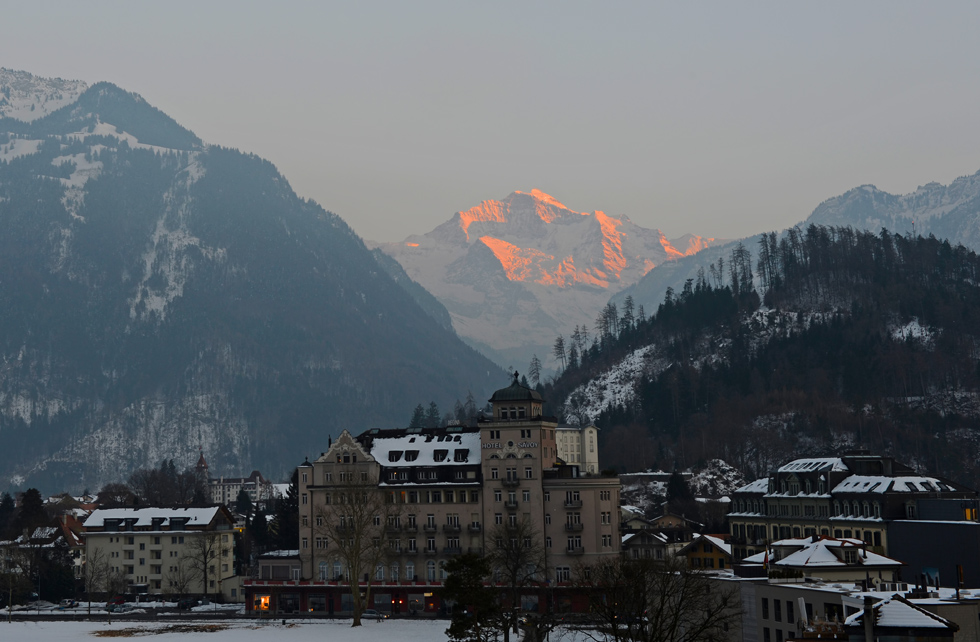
[404,524,418,533]
[443,546,462,555]
[564,522,584,532]
[423,524,438,533]
[443,523,461,534]
[566,547,585,556]
[468,547,483,555]
[385,524,402,534]
[467,523,482,533]
[502,478,520,487]
[424,548,438,556]
[404,548,419,557]
[564,499,583,509]
[504,500,519,510]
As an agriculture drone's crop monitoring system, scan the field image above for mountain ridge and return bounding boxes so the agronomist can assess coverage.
[0,71,504,493]
[374,189,724,369]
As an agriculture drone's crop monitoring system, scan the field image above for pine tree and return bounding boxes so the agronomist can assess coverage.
[409,404,425,428]
[527,355,542,387]
[425,401,441,428]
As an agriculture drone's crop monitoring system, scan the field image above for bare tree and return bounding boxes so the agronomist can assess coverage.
[315,470,399,626]
[164,557,196,601]
[577,556,741,642]
[185,531,227,602]
[487,517,548,642]
[1,542,31,623]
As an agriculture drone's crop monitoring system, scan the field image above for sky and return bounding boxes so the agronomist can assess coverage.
[4,2,980,243]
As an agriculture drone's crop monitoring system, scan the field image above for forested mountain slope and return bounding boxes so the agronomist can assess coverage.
[544,226,980,488]
[0,74,504,492]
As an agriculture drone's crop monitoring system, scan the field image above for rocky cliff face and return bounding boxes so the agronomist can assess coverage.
[0,70,504,493]
[374,189,721,369]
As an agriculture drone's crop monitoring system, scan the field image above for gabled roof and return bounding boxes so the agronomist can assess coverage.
[844,595,957,631]
[734,478,770,494]
[740,536,902,569]
[833,475,954,494]
[676,533,732,557]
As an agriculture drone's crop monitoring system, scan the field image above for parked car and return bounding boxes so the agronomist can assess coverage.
[177,597,200,610]
[59,599,78,609]
[361,609,387,621]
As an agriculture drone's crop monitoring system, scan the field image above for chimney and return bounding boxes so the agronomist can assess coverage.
[863,596,874,642]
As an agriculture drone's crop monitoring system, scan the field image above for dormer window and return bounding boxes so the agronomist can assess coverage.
[433,450,448,462]
[404,451,419,462]
[388,451,403,463]
[454,449,468,462]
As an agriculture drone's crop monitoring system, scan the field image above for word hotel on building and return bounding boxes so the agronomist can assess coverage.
[244,374,620,616]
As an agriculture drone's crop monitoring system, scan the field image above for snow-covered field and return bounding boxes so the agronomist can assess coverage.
[2,619,448,641]
[1,618,597,641]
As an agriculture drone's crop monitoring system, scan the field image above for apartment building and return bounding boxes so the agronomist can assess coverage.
[83,506,239,600]
[728,454,978,560]
[251,374,620,615]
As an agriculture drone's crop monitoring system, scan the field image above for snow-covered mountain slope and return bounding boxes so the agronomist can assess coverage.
[373,190,723,368]
[0,68,88,122]
[0,71,503,493]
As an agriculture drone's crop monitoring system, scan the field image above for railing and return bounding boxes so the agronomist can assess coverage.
[404,524,418,532]
[443,523,461,534]
[424,548,438,556]
[566,547,584,556]
[423,524,438,533]
[502,478,520,487]
[564,522,584,532]
[404,548,418,556]
[467,523,482,533]
[504,500,519,510]
[564,499,583,509]
[443,546,462,555]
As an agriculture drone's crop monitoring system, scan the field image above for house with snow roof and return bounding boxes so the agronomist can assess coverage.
[843,595,959,641]
[739,535,903,584]
[727,452,979,583]
[676,533,733,571]
[83,505,238,600]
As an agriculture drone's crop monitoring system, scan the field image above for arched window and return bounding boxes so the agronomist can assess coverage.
[874,502,881,518]
[319,562,328,580]
[426,560,436,581]
[834,500,840,515]
[376,564,384,581]
[439,561,448,580]
[333,561,342,580]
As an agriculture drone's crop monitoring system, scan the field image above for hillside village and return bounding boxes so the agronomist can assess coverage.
[2,374,980,641]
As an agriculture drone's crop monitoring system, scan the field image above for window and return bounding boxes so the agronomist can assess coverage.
[391,564,399,582]
[427,561,436,581]
[555,566,571,582]
[786,600,794,624]
[546,536,552,548]
[495,513,503,525]
[774,598,781,622]
[544,491,550,501]
[545,514,551,525]
[494,490,502,502]
[601,535,611,547]
[139,543,145,550]
[523,490,531,502]
[491,468,499,479]
[302,493,308,505]
[525,467,533,479]
[762,598,769,619]
[763,628,771,642]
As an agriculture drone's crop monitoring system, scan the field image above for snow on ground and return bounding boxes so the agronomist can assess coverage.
[563,345,656,421]
[0,618,600,641]
[889,317,938,345]
[0,137,43,162]
[0,68,88,122]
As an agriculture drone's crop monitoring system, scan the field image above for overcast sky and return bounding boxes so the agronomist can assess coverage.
[4,2,980,243]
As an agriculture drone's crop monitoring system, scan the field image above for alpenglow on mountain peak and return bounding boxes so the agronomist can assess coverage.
[374,189,723,369]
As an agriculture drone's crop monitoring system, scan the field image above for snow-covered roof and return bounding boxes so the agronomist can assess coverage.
[778,458,848,473]
[84,507,222,529]
[680,533,731,557]
[371,432,480,468]
[734,478,770,494]
[260,549,300,558]
[844,596,956,630]
[832,475,952,494]
[741,537,901,569]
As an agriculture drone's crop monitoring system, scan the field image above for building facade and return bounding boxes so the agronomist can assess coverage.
[727,454,978,561]
[249,376,621,615]
[83,506,239,600]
